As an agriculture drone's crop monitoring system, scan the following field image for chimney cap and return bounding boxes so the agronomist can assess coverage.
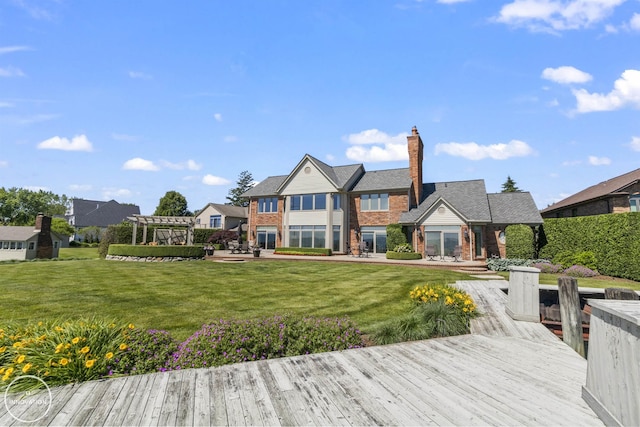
[412,126,419,135]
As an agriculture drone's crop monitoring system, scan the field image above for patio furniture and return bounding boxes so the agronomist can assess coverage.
[452,245,462,262]
[425,245,437,261]
[358,241,369,258]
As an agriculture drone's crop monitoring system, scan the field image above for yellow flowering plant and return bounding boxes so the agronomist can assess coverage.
[409,283,478,316]
[0,317,135,392]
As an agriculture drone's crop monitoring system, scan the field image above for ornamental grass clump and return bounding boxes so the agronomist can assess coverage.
[563,265,599,278]
[371,283,479,345]
[0,318,133,391]
[168,314,364,370]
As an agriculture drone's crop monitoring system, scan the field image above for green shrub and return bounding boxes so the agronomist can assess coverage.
[486,258,531,271]
[167,314,364,369]
[110,329,179,376]
[274,247,332,256]
[505,224,535,259]
[107,244,204,258]
[386,223,407,252]
[385,251,422,260]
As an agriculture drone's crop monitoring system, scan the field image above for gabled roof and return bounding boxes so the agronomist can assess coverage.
[199,203,248,218]
[351,168,412,192]
[400,180,492,224]
[70,199,140,228]
[242,175,288,197]
[0,226,39,241]
[540,168,640,214]
[276,154,363,193]
[488,192,543,225]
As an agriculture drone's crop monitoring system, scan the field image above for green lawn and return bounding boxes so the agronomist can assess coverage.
[58,247,100,260]
[1,258,477,341]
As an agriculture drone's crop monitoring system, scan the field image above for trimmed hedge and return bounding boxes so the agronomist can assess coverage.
[505,224,535,259]
[539,213,640,281]
[274,247,332,256]
[107,244,205,258]
[386,223,407,252]
[385,251,422,260]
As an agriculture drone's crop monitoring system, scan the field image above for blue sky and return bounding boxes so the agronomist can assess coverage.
[1,0,639,215]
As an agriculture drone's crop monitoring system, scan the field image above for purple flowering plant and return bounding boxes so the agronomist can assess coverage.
[109,328,179,376]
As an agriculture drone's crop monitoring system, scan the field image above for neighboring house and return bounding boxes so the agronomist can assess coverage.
[65,199,141,241]
[194,203,248,230]
[0,214,62,261]
[242,126,543,260]
[540,168,640,219]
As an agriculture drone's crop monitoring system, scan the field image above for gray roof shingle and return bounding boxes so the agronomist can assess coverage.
[242,175,288,198]
[400,180,492,223]
[0,226,39,241]
[488,192,543,225]
[351,168,412,192]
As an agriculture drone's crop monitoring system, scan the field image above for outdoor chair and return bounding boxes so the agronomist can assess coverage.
[425,245,437,261]
[240,242,250,254]
[452,245,462,262]
[358,241,369,258]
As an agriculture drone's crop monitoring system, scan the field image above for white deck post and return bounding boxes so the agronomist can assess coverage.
[582,299,640,427]
[505,266,540,322]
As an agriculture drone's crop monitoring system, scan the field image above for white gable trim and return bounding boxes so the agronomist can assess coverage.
[419,198,466,226]
[279,158,339,195]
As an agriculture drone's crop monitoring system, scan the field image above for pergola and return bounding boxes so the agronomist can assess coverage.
[127,215,197,245]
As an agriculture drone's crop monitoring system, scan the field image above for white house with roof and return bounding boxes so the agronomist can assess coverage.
[242,126,543,260]
[0,214,63,261]
[194,203,248,230]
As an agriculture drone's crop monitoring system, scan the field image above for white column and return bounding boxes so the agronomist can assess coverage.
[505,266,540,322]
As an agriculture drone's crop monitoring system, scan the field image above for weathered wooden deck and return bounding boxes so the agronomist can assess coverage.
[1,280,604,426]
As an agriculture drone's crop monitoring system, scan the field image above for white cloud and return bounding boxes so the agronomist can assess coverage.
[214,113,223,122]
[629,136,640,151]
[0,160,8,168]
[494,0,627,33]
[588,155,611,165]
[128,71,153,80]
[102,188,133,199]
[541,66,592,84]
[224,135,238,143]
[343,129,411,162]
[0,46,31,55]
[343,129,408,145]
[202,174,231,186]
[0,66,25,77]
[159,159,202,171]
[37,135,93,152]
[434,140,534,160]
[0,101,13,108]
[346,143,409,162]
[630,13,640,31]
[573,69,640,113]
[437,0,471,3]
[122,157,159,171]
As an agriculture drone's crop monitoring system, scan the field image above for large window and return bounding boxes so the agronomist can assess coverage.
[290,194,326,211]
[258,197,278,213]
[0,241,24,250]
[360,193,389,211]
[360,227,387,254]
[332,225,341,251]
[425,226,460,257]
[333,194,341,210]
[209,215,221,228]
[289,225,326,248]
[630,196,640,212]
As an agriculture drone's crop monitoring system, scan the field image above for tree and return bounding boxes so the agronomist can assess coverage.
[0,187,69,225]
[153,191,191,216]
[51,217,76,237]
[501,176,522,193]
[226,171,254,207]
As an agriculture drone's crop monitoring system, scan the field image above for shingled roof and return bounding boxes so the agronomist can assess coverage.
[351,168,412,192]
[540,168,640,214]
[68,199,141,228]
[488,192,543,225]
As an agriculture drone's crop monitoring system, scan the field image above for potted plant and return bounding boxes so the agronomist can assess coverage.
[252,246,261,257]
[204,245,214,256]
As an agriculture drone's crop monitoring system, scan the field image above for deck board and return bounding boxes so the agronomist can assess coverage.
[0,280,605,426]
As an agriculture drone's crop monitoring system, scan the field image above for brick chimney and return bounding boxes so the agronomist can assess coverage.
[35,214,53,259]
[407,126,424,207]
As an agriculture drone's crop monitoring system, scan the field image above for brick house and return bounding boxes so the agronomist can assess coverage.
[540,168,640,218]
[242,126,542,260]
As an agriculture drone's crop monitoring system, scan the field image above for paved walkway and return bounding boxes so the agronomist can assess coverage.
[0,280,603,426]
